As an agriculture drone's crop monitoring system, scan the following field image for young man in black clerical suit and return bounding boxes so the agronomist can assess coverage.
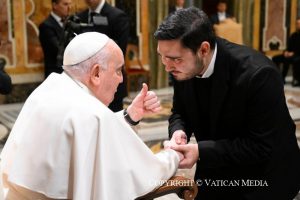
[39,0,72,78]
[77,0,130,112]
[158,7,300,200]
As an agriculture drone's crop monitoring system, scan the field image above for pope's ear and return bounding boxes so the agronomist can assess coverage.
[90,64,103,84]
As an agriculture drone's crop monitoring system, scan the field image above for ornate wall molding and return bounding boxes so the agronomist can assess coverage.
[262,0,287,51]
[0,0,45,83]
[25,0,43,67]
[0,0,16,68]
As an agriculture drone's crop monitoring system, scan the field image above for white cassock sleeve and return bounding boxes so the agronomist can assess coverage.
[69,109,180,200]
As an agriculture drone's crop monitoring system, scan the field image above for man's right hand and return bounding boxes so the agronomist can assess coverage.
[284,51,294,57]
[171,144,199,168]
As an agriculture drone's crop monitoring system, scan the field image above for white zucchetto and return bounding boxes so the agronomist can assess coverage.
[63,32,109,66]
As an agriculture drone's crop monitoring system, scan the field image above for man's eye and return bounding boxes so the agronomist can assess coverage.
[173,58,182,63]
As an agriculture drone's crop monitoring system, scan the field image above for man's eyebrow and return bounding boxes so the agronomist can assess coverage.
[157,53,181,59]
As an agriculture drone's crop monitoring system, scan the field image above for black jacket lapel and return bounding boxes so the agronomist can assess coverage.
[209,39,230,136]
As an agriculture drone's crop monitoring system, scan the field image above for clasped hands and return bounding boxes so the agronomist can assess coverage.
[126,85,199,169]
[164,130,199,169]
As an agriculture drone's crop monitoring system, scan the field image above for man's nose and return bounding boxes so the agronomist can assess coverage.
[164,63,173,72]
[161,59,172,72]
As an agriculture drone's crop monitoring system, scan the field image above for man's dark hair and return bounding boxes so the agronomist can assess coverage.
[52,0,59,3]
[154,7,216,54]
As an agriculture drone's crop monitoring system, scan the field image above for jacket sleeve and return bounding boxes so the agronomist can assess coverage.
[38,23,61,56]
[110,12,130,56]
[168,82,192,140]
[198,66,291,169]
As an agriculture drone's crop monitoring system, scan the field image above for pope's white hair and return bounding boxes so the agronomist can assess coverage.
[63,40,112,78]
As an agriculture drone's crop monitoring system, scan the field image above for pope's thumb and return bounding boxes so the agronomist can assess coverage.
[140,83,148,97]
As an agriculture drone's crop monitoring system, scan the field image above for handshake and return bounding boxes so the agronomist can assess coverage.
[164,130,199,169]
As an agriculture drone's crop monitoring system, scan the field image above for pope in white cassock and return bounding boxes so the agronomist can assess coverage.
[0,32,181,199]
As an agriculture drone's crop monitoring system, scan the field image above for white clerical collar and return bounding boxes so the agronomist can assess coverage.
[175,6,183,11]
[196,43,217,78]
[218,12,226,21]
[90,0,105,14]
[51,11,64,27]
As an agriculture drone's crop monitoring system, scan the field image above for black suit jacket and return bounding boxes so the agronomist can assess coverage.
[77,2,130,101]
[210,13,232,25]
[169,38,300,199]
[168,6,176,14]
[0,70,12,95]
[287,31,300,56]
[39,15,64,78]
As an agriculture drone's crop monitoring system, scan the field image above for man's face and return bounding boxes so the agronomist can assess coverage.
[96,46,124,106]
[217,3,227,13]
[157,39,204,81]
[176,0,185,7]
[296,19,300,32]
[53,0,72,19]
[84,0,101,10]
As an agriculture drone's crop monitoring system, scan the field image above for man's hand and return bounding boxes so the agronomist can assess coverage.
[126,83,161,122]
[175,150,184,161]
[171,144,199,169]
[284,51,294,57]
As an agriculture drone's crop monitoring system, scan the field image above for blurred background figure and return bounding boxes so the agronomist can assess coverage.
[77,0,130,112]
[39,0,72,78]
[0,34,12,141]
[169,0,185,14]
[210,0,233,25]
[272,18,300,86]
[0,58,12,95]
[0,58,11,141]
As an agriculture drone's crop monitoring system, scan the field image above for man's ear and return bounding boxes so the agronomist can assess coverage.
[197,41,210,57]
[90,64,103,85]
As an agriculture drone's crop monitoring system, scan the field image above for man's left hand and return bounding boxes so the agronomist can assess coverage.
[126,83,162,122]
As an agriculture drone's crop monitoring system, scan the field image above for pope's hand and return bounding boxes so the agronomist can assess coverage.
[164,130,187,162]
[164,130,187,149]
[126,83,162,122]
[163,142,184,161]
